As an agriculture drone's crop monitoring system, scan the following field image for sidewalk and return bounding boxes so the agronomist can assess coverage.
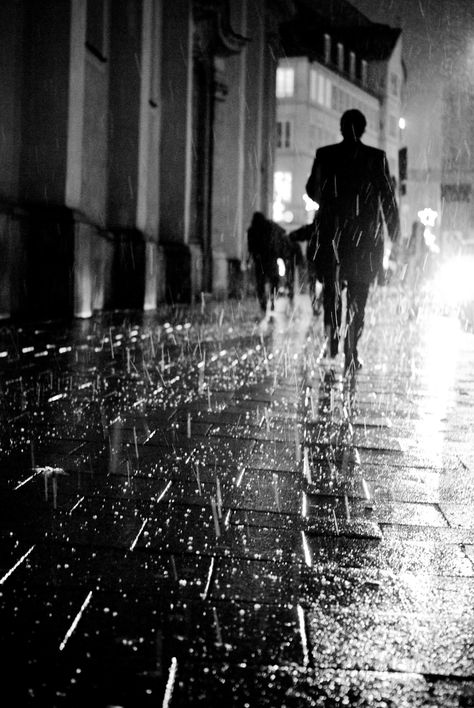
[1,284,474,707]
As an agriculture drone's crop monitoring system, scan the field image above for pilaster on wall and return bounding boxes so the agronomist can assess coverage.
[159,0,193,246]
[208,1,249,299]
[0,211,24,319]
[74,220,113,318]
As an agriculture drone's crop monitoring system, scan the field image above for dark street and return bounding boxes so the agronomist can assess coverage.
[1,283,474,706]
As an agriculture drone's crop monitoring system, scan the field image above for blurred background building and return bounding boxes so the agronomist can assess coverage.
[0,0,294,320]
[274,0,404,232]
[4,0,472,322]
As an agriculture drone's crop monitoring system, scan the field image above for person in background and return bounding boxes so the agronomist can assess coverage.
[305,109,400,374]
[247,211,286,314]
[289,222,323,315]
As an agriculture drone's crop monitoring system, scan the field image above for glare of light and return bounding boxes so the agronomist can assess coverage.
[433,256,474,305]
[277,258,286,277]
[303,193,319,212]
[413,312,460,465]
[273,171,293,222]
[423,228,440,253]
[273,199,293,222]
[75,308,92,319]
[399,117,406,130]
[418,208,438,228]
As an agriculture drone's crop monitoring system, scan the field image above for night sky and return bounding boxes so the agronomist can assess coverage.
[349,0,474,171]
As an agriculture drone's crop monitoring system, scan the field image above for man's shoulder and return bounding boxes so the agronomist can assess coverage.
[317,143,341,157]
[361,143,386,160]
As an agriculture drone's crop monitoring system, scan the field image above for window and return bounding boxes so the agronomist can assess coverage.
[276,120,292,149]
[274,171,292,203]
[349,52,356,79]
[441,184,471,202]
[390,72,399,96]
[324,34,331,64]
[310,69,331,108]
[150,0,161,106]
[337,43,344,71]
[310,69,318,102]
[325,79,332,108]
[389,114,397,137]
[86,0,109,61]
[276,68,294,98]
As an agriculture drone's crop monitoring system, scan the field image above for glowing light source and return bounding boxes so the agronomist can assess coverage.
[399,117,406,130]
[418,208,438,228]
[273,171,294,222]
[418,208,440,253]
[433,255,474,305]
[303,194,319,212]
[277,258,286,277]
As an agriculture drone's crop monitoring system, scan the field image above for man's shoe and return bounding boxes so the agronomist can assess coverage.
[344,355,363,375]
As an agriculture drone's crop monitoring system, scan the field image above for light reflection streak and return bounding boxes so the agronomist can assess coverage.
[129,518,148,551]
[0,545,35,585]
[69,496,85,513]
[301,530,312,567]
[201,557,215,600]
[296,604,310,666]
[59,590,93,651]
[302,492,308,518]
[415,312,460,465]
[156,480,172,504]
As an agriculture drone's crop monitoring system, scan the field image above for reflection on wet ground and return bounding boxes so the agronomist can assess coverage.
[1,284,474,706]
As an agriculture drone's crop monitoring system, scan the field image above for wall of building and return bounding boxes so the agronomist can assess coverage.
[275,52,383,232]
[0,0,295,320]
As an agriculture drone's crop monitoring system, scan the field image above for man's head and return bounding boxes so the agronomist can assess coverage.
[340,109,367,140]
[251,211,266,226]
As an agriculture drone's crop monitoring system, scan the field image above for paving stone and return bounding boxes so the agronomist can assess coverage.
[1,293,474,704]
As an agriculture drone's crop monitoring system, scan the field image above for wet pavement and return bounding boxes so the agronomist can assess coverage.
[1,282,474,707]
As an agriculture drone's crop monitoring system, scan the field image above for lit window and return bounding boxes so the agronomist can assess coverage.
[324,34,331,64]
[273,171,293,222]
[274,171,292,203]
[325,79,332,108]
[276,121,292,149]
[318,75,325,105]
[310,69,318,102]
[276,68,294,98]
[349,52,356,79]
[337,43,344,71]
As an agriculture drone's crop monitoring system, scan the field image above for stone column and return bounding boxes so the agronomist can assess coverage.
[158,0,194,302]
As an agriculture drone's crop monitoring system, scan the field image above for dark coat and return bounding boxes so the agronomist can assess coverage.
[247,215,287,274]
[305,140,400,284]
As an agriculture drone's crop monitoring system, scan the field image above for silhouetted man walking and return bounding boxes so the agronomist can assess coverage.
[305,109,400,374]
[247,211,286,314]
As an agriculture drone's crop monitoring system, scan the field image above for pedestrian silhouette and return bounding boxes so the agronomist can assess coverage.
[247,211,287,314]
[289,223,323,315]
[305,109,400,374]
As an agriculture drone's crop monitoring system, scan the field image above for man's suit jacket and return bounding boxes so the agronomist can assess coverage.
[305,140,400,284]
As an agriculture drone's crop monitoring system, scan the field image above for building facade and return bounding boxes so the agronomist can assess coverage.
[0,0,295,320]
[274,2,404,232]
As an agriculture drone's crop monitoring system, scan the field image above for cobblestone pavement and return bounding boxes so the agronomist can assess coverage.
[1,283,474,707]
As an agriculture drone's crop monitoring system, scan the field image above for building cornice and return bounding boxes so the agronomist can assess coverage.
[193,0,249,57]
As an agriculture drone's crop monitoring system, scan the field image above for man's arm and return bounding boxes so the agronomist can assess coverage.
[305,150,322,203]
[379,153,400,242]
